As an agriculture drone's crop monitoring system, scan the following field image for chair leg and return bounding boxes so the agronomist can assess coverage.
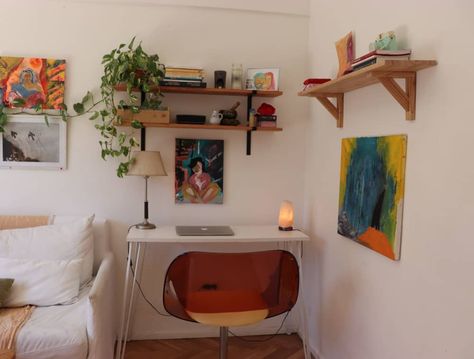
[219,326,228,359]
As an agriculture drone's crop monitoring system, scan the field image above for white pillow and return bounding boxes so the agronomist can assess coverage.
[0,258,81,307]
[0,215,94,285]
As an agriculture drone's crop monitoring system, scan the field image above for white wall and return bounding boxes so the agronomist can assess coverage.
[0,1,309,339]
[305,1,474,358]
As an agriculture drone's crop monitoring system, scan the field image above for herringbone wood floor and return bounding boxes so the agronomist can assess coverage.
[124,334,305,359]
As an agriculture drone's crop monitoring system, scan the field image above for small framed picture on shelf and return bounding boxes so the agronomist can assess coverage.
[0,115,67,170]
[245,68,280,91]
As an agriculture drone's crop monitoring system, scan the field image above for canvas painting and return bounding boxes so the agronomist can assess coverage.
[0,56,66,109]
[175,139,224,204]
[338,135,407,260]
[0,116,67,170]
[246,68,279,91]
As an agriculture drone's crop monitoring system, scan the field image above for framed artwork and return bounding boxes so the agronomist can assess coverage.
[0,56,66,109]
[0,116,67,170]
[175,138,224,204]
[245,68,279,91]
[338,135,407,260]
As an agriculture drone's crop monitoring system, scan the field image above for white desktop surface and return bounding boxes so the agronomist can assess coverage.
[127,225,309,243]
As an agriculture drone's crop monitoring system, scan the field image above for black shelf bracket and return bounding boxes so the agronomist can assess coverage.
[245,91,256,155]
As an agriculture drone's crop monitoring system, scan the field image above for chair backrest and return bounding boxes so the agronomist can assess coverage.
[163,250,299,322]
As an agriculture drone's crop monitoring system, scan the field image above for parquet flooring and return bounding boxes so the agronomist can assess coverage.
[125,334,305,359]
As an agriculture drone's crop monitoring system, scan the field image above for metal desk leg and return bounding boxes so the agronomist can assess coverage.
[118,242,143,359]
[116,242,133,359]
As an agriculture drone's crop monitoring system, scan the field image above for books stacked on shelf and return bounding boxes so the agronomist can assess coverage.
[160,66,206,88]
[346,49,412,74]
[256,115,277,128]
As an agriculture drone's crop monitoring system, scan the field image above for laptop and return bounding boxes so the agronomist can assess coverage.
[175,225,234,236]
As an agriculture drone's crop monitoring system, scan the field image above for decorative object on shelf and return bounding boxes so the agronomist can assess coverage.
[209,110,223,125]
[302,78,331,91]
[220,101,240,126]
[246,68,279,91]
[175,138,223,204]
[371,31,398,51]
[338,135,407,261]
[214,70,226,88]
[335,31,354,78]
[0,56,66,110]
[278,200,294,231]
[0,115,66,170]
[127,151,167,230]
[256,103,277,128]
[231,64,243,89]
[161,66,205,88]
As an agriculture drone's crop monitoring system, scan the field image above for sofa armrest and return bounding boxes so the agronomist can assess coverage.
[86,252,116,359]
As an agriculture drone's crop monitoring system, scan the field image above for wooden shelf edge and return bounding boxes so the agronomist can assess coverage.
[117,121,283,132]
[115,84,283,98]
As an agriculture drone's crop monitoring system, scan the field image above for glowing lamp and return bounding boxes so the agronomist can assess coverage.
[278,200,294,231]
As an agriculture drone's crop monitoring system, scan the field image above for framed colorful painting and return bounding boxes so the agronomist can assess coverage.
[175,138,223,204]
[0,115,67,170]
[0,56,66,109]
[245,68,279,91]
[338,135,407,260]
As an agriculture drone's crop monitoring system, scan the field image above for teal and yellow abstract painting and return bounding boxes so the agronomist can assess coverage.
[338,135,407,260]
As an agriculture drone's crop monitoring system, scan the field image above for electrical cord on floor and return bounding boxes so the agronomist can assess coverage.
[126,224,170,317]
[228,310,291,342]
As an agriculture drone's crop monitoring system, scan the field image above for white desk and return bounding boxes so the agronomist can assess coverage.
[116,225,310,359]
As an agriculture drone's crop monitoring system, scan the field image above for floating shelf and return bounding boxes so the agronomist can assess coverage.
[118,120,282,132]
[298,59,437,128]
[115,84,283,98]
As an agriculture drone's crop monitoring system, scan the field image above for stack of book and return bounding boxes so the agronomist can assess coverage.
[160,66,206,88]
[347,49,412,73]
[256,115,277,128]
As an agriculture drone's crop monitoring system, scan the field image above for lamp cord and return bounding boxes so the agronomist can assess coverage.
[228,310,291,342]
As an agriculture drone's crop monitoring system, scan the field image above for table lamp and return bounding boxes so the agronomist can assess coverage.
[278,200,294,231]
[127,151,167,229]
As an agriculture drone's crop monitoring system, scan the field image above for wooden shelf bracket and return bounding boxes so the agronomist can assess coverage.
[316,94,344,128]
[377,73,417,121]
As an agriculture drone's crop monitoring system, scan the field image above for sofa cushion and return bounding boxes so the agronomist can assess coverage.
[0,278,14,307]
[0,258,81,307]
[0,215,94,285]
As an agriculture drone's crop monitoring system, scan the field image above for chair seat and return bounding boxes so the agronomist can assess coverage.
[185,289,269,327]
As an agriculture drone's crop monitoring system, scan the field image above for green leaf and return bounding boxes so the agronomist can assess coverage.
[131,120,143,129]
[82,91,92,104]
[61,111,67,122]
[89,112,99,121]
[44,115,50,127]
[12,98,26,107]
[73,102,85,114]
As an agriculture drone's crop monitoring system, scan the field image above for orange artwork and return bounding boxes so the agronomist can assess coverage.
[0,56,66,110]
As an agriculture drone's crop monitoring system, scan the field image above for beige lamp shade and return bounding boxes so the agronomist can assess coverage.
[278,200,294,231]
[127,151,167,177]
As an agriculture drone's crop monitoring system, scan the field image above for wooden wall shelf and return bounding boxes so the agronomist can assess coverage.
[119,120,282,132]
[298,59,437,128]
[115,85,283,154]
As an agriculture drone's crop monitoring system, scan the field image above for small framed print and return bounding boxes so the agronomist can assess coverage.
[0,115,67,170]
[245,68,280,91]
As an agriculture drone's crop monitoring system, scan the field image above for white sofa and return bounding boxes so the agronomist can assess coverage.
[15,217,116,359]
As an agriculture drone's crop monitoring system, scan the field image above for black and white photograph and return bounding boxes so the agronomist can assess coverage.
[0,115,66,170]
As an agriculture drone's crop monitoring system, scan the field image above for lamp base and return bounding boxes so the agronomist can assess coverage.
[135,222,156,230]
[279,226,293,231]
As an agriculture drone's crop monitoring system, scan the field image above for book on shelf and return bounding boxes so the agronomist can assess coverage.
[352,49,412,64]
[258,121,277,128]
[256,115,277,122]
[163,77,203,83]
[159,80,207,88]
[165,67,204,78]
[164,75,204,81]
[352,54,410,67]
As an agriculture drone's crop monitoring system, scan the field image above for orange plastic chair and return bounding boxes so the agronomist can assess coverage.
[163,250,299,359]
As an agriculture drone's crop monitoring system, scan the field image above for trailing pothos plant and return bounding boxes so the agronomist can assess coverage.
[0,37,165,177]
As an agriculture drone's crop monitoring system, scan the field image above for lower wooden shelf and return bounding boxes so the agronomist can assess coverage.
[118,120,283,132]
